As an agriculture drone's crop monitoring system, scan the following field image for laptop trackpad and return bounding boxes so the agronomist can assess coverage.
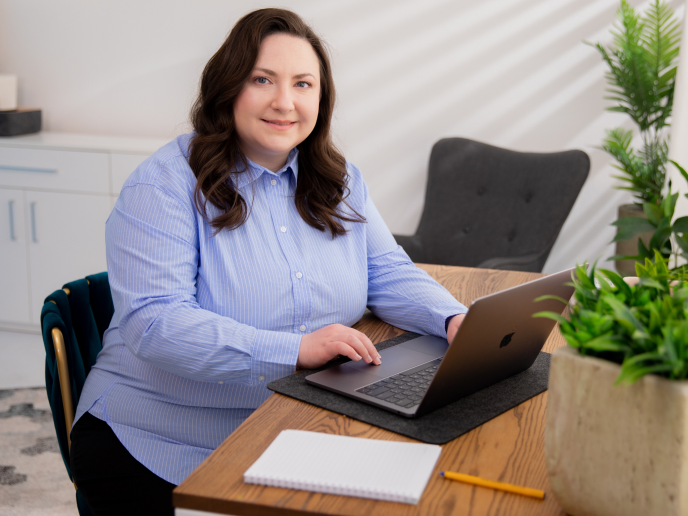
[398,334,449,358]
[340,346,440,379]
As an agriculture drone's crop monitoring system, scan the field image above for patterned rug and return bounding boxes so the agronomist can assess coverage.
[0,388,78,515]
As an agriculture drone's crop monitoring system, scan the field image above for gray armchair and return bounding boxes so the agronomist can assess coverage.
[394,138,590,272]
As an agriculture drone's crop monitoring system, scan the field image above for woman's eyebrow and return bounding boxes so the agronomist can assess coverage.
[253,68,315,80]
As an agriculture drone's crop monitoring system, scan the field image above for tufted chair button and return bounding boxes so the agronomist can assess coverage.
[524,192,533,203]
[477,186,486,196]
[463,226,472,234]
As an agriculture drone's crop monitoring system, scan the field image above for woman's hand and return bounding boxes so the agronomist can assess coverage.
[446,314,466,344]
[297,324,381,369]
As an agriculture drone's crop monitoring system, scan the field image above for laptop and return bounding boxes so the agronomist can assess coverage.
[305,268,575,418]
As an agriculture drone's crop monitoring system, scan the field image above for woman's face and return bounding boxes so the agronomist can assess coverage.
[234,33,321,172]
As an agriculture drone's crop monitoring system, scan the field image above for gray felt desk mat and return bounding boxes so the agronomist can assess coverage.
[267,332,551,445]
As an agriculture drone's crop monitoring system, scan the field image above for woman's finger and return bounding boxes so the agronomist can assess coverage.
[335,333,378,365]
[334,340,363,362]
[355,330,381,364]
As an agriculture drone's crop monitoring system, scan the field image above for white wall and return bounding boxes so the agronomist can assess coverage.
[0,0,684,273]
[670,13,688,215]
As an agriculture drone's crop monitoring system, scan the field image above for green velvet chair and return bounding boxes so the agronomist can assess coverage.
[40,272,114,516]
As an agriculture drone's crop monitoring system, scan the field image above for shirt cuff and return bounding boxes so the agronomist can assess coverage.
[431,304,469,338]
[250,329,302,386]
[445,314,463,333]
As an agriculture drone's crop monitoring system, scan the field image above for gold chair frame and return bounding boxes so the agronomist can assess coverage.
[48,285,81,492]
[49,286,75,451]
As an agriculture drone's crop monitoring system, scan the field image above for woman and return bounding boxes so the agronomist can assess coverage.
[70,8,467,515]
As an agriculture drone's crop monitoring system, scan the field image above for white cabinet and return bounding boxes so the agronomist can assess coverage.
[25,190,112,321]
[0,189,31,324]
[0,132,168,331]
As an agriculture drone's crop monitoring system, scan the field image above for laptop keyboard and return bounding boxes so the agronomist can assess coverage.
[355,359,441,409]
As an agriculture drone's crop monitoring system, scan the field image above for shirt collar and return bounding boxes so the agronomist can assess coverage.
[234,148,299,190]
[181,133,299,190]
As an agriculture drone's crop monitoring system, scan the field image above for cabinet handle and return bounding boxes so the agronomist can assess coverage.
[8,200,16,241]
[30,201,37,242]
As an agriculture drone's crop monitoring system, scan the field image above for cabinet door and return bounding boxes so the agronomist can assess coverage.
[25,191,111,323]
[0,188,31,324]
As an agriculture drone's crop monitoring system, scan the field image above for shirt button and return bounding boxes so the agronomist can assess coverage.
[280,226,286,233]
[296,272,302,279]
[300,325,306,332]
[270,179,277,185]
[218,381,223,384]
[258,375,265,382]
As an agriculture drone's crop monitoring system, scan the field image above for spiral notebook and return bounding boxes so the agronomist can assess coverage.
[244,430,442,505]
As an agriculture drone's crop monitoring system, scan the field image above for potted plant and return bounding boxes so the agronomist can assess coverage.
[538,254,688,515]
[590,0,681,275]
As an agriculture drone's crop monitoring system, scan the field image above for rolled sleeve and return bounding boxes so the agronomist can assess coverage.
[362,184,468,338]
[251,330,302,384]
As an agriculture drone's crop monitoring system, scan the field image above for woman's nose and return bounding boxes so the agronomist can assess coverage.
[271,85,294,112]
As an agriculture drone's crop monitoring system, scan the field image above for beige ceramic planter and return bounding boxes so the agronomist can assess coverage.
[546,346,688,516]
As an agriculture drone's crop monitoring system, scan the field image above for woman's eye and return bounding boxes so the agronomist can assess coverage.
[295,81,311,88]
[254,76,270,85]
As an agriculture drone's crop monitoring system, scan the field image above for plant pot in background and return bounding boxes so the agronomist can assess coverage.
[545,347,688,516]
[615,204,653,276]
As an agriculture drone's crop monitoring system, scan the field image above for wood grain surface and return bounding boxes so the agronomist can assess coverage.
[173,265,568,516]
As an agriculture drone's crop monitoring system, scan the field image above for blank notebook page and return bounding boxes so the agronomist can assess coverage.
[243,429,442,505]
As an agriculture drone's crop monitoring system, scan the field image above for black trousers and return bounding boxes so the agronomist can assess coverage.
[70,412,175,516]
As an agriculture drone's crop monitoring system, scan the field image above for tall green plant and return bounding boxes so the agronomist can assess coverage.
[611,162,688,269]
[592,0,681,205]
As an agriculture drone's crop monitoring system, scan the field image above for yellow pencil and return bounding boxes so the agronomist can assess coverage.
[440,471,545,500]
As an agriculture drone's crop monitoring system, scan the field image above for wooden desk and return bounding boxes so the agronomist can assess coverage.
[174,265,567,516]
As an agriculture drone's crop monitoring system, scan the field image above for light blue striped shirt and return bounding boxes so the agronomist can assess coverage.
[74,133,467,485]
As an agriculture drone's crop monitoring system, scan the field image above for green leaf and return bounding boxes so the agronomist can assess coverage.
[617,363,674,385]
[575,263,596,291]
[637,238,654,260]
[672,216,688,234]
[532,311,568,325]
[582,335,630,354]
[649,217,673,255]
[662,192,679,219]
[654,249,669,275]
[533,295,572,305]
[676,234,688,255]
[610,216,657,242]
[644,202,663,225]
[598,268,633,299]
[637,277,667,291]
[671,160,688,184]
[607,253,643,262]
[604,296,646,334]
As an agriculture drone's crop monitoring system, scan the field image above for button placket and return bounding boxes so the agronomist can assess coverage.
[265,169,312,336]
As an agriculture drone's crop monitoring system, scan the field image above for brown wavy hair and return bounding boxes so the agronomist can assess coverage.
[189,8,364,237]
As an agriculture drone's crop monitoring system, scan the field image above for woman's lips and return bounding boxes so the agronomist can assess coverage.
[262,119,296,131]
